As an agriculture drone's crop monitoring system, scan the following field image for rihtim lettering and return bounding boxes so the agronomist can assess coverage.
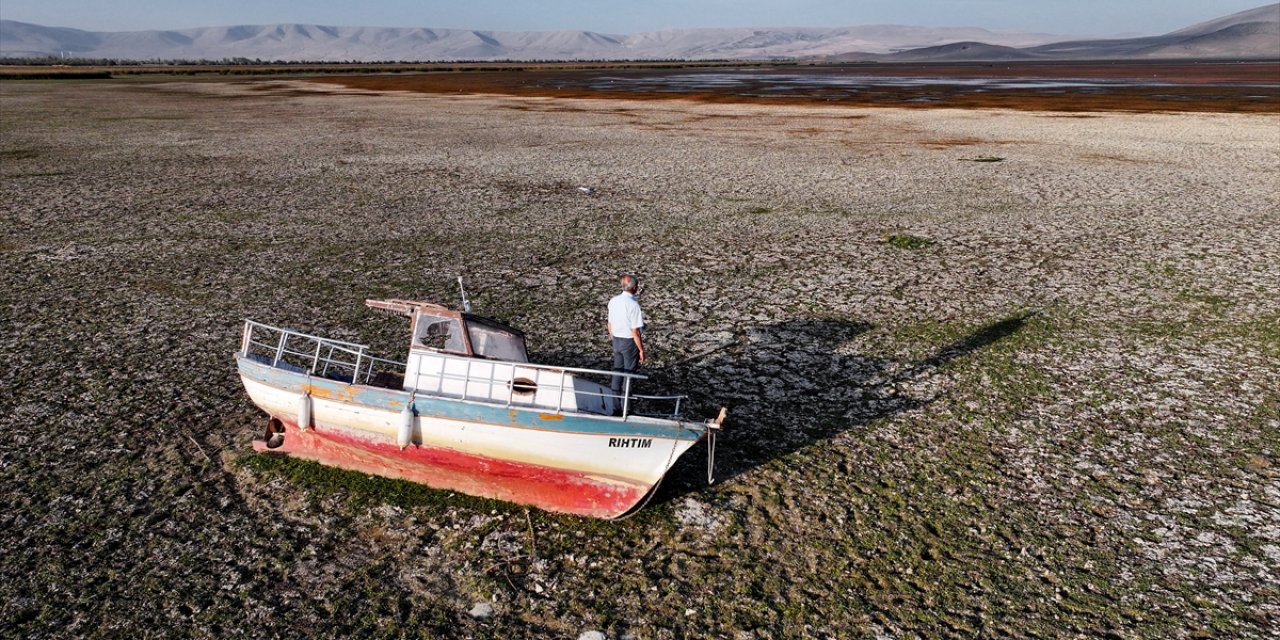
[608,437,652,449]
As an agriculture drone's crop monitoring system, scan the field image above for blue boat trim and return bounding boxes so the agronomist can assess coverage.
[237,355,704,441]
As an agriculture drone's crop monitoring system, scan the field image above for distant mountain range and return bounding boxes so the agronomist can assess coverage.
[1,4,1276,62]
[867,4,1280,62]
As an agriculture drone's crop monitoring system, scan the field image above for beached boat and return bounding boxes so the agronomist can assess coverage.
[236,298,725,519]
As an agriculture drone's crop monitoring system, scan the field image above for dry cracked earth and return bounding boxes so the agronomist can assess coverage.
[1,76,1278,639]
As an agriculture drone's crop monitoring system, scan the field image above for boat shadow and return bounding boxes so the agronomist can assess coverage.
[543,311,1036,508]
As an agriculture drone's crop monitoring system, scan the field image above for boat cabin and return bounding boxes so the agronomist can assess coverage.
[365,299,617,415]
[367,299,530,363]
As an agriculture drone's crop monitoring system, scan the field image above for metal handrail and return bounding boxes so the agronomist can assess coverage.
[240,320,404,385]
[408,350,687,418]
[242,320,368,351]
[410,346,655,383]
[243,337,386,372]
[240,320,686,418]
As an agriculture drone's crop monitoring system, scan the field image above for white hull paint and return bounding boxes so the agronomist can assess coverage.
[241,376,697,488]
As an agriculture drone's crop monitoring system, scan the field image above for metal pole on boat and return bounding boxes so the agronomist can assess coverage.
[274,332,287,367]
[241,321,252,355]
[622,376,631,418]
[457,276,472,313]
[505,362,512,407]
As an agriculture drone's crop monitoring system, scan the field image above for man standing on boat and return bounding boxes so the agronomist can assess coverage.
[607,274,646,407]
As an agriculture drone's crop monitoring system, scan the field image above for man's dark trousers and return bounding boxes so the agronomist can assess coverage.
[611,336,640,399]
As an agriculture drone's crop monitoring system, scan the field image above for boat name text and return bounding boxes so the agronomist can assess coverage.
[608,437,652,449]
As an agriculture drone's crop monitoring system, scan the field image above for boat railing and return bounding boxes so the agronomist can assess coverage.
[239,320,687,419]
[408,350,688,419]
[239,320,405,386]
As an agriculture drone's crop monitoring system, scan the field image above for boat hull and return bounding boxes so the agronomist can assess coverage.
[237,356,703,518]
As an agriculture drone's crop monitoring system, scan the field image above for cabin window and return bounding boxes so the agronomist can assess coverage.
[466,319,529,362]
[413,314,467,353]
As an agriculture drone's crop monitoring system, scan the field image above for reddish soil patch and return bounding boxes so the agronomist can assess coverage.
[312,61,1280,113]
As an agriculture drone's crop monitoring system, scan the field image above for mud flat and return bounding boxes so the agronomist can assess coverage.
[1,77,1278,638]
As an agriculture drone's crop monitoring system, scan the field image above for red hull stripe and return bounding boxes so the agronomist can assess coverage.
[255,421,649,519]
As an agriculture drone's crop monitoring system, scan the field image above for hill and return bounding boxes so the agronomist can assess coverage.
[1023,3,1279,60]
[1,4,1276,62]
[0,21,1066,62]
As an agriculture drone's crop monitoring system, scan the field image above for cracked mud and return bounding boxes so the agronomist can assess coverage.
[1,77,1277,638]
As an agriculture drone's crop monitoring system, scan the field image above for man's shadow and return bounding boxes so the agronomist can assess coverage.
[538,311,1036,503]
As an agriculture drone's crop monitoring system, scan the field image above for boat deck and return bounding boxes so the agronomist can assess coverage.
[238,320,687,419]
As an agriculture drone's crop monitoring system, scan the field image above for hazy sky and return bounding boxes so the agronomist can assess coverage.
[0,1,1271,36]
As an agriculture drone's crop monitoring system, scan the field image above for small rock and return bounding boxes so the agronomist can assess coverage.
[468,602,494,619]
[578,632,606,640]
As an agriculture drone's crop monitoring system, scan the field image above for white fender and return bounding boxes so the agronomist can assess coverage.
[297,391,311,431]
[397,402,414,449]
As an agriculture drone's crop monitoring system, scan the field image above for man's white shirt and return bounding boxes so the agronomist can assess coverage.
[608,292,644,338]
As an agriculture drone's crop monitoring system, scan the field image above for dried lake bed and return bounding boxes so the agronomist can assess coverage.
[1,77,1278,638]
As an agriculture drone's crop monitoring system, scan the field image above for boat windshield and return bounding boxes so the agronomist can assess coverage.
[413,313,468,354]
[466,318,528,362]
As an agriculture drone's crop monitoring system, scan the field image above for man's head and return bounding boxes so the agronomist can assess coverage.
[619,274,638,294]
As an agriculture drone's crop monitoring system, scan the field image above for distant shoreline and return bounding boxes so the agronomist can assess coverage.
[4,60,1276,113]
[316,60,1280,114]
